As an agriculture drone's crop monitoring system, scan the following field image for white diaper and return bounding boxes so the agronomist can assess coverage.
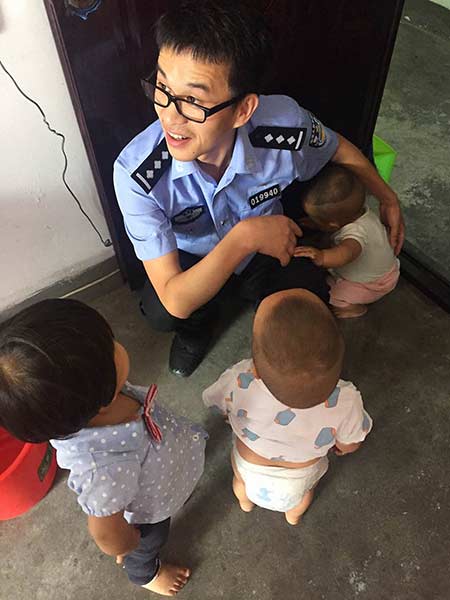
[232,441,328,512]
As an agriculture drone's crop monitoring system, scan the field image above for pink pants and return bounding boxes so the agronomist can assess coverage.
[327,260,400,308]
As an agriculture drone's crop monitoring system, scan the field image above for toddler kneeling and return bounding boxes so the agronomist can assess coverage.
[295,164,400,318]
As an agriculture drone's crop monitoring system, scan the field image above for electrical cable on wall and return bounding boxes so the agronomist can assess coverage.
[0,57,112,248]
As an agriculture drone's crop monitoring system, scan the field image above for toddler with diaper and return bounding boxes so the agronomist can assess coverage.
[203,289,372,524]
[295,163,400,318]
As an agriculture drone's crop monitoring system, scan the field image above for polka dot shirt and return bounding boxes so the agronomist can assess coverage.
[51,383,207,524]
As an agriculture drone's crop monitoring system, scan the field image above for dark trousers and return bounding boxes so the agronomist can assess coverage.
[140,179,328,336]
[140,250,329,335]
[123,518,170,586]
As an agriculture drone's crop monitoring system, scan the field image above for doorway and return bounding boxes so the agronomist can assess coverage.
[375,0,450,309]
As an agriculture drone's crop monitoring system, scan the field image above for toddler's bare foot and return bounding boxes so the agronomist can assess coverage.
[142,563,190,596]
[238,499,255,512]
[332,304,367,319]
[285,513,302,526]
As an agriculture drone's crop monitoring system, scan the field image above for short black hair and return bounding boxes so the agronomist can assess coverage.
[155,0,273,95]
[0,299,116,443]
[303,164,365,220]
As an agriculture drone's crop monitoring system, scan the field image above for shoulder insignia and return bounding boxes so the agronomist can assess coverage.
[308,112,327,148]
[249,126,306,151]
[131,138,172,194]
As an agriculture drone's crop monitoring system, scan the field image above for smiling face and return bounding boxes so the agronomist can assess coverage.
[154,47,256,166]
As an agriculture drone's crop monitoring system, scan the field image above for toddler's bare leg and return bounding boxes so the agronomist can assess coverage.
[231,452,255,512]
[332,304,367,319]
[285,489,315,525]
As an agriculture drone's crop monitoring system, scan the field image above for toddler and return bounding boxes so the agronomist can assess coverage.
[0,299,207,597]
[295,164,400,318]
[203,289,372,524]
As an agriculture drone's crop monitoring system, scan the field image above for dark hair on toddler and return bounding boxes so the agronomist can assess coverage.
[0,299,116,443]
[252,290,344,409]
[304,163,366,224]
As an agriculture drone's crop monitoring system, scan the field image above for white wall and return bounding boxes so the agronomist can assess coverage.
[0,0,114,313]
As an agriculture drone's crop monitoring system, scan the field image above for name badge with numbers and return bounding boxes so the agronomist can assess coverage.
[248,184,281,209]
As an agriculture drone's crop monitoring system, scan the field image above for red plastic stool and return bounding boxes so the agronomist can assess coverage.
[0,427,57,520]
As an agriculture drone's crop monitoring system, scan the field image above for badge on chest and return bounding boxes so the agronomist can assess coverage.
[171,205,205,225]
[248,183,281,209]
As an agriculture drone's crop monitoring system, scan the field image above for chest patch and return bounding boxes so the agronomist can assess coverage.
[248,184,281,209]
[171,205,205,225]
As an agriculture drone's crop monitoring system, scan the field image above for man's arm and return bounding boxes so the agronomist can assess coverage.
[145,215,301,319]
[88,511,140,557]
[332,134,405,255]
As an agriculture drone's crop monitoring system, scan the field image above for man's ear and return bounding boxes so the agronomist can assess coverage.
[233,93,259,128]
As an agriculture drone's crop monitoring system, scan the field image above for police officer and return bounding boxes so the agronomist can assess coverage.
[114,1,404,377]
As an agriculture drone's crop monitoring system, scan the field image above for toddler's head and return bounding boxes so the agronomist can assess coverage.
[252,289,344,409]
[0,299,128,443]
[303,163,366,231]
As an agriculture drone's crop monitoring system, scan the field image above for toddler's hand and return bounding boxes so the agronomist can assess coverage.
[116,553,126,565]
[333,441,361,456]
[293,246,324,266]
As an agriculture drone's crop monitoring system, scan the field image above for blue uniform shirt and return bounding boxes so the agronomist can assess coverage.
[114,95,338,274]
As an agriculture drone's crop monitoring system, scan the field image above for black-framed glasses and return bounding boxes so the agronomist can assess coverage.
[141,73,244,124]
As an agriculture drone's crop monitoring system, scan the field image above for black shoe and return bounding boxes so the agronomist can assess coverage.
[169,333,211,377]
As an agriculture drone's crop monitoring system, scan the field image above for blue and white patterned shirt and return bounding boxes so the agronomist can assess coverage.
[203,359,372,462]
[51,382,207,524]
[114,95,339,274]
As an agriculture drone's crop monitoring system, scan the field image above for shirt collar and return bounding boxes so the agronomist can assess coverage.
[171,157,199,180]
[227,125,261,176]
[169,124,261,181]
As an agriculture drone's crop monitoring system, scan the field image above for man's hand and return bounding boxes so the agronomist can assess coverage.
[244,215,302,266]
[142,214,301,320]
[293,245,324,266]
[379,195,405,255]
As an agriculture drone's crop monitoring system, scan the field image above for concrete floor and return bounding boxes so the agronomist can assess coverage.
[1,279,450,600]
[376,0,450,279]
